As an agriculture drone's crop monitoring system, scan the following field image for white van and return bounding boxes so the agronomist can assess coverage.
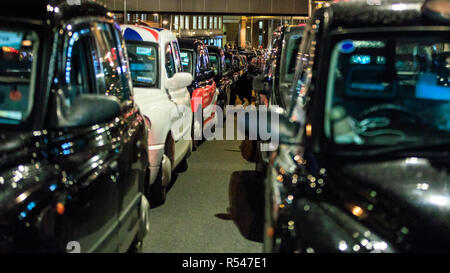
[121,25,193,207]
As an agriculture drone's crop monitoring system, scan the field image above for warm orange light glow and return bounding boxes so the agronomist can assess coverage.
[306,124,312,137]
[276,175,283,183]
[267,227,275,238]
[2,46,19,53]
[352,206,363,217]
[21,40,32,47]
[56,202,65,215]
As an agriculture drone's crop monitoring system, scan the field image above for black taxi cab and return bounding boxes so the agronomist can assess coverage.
[208,45,233,110]
[0,0,150,252]
[264,0,450,253]
[234,0,450,253]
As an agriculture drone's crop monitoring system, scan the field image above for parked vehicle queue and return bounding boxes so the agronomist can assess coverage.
[0,0,150,253]
[0,0,260,253]
[4,0,447,255]
[238,0,450,253]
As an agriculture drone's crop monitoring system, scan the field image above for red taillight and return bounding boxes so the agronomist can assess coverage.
[2,46,19,54]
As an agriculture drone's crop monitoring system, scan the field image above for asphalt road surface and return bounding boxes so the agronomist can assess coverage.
[142,136,263,253]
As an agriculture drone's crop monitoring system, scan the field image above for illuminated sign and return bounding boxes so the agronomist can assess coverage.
[0,31,23,49]
[350,55,371,65]
[136,47,152,56]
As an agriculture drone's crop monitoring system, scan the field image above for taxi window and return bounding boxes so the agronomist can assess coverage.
[195,43,210,74]
[0,29,39,125]
[91,23,127,100]
[165,43,176,78]
[172,41,183,73]
[325,36,450,146]
[209,53,220,74]
[126,41,159,88]
[180,51,193,74]
[62,22,128,106]
[62,25,95,105]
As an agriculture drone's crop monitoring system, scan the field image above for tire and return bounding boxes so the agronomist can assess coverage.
[192,133,200,151]
[128,239,143,253]
[129,195,150,253]
[191,107,203,151]
[256,159,267,176]
[148,172,165,208]
[255,142,267,175]
[148,153,172,208]
[221,88,229,122]
[175,154,188,173]
[128,236,143,253]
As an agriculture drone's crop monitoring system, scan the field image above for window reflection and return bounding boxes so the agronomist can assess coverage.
[91,23,124,99]
[0,28,39,125]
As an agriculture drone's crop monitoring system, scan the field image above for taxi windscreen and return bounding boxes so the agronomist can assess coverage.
[325,36,450,147]
[209,53,220,74]
[180,51,193,74]
[126,42,158,88]
[0,29,39,125]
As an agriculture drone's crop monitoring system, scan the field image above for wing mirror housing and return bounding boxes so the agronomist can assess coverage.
[52,92,121,128]
[166,72,193,90]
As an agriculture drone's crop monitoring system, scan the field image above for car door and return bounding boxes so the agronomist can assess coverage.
[90,21,148,253]
[165,41,192,143]
[49,21,120,253]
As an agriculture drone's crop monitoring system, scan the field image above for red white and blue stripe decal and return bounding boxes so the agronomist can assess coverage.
[122,25,161,42]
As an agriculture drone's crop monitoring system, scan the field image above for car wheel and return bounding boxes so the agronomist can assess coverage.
[129,195,150,253]
[255,142,267,175]
[128,237,143,253]
[175,154,188,173]
[192,130,200,151]
[148,154,171,208]
[191,108,204,151]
